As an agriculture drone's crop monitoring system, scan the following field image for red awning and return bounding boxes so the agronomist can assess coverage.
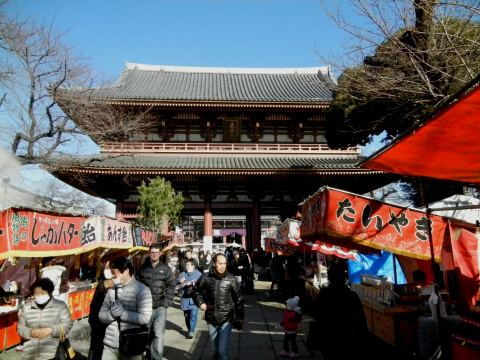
[300,187,447,261]
[360,76,480,184]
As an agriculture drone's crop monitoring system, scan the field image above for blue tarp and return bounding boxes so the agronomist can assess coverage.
[348,251,406,284]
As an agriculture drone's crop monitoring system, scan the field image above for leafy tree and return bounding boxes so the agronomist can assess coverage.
[0,2,154,164]
[319,0,480,148]
[137,177,184,233]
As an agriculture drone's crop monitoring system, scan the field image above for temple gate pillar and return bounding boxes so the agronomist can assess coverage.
[252,195,261,250]
[203,180,213,253]
[246,214,252,251]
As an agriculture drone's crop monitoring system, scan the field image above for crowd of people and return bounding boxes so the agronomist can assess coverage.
[16,244,248,360]
[13,244,367,360]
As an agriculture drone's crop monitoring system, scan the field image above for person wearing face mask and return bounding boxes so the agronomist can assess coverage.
[100,256,152,360]
[17,277,73,360]
[88,261,115,360]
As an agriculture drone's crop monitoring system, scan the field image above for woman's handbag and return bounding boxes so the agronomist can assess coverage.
[115,287,149,356]
[56,325,75,360]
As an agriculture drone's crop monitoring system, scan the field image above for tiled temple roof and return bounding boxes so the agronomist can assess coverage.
[67,62,335,103]
[50,155,370,174]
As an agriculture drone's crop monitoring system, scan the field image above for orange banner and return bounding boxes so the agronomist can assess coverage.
[83,288,95,317]
[68,291,84,321]
[301,187,447,261]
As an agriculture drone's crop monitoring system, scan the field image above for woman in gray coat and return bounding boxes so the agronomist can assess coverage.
[17,278,73,360]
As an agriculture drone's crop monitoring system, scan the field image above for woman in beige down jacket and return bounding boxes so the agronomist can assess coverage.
[17,278,73,360]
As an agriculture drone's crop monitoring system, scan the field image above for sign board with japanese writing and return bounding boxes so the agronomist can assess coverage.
[133,227,158,248]
[162,232,185,251]
[276,219,301,245]
[81,216,134,251]
[300,187,447,261]
[68,291,84,320]
[266,238,296,256]
[275,218,357,259]
[0,209,135,260]
[0,208,86,259]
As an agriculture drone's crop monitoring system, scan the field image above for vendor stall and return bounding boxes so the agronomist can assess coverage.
[299,186,459,358]
[0,208,137,351]
[359,75,480,359]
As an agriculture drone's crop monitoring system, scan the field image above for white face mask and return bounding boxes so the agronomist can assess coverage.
[113,277,123,286]
[103,269,112,280]
[35,294,50,305]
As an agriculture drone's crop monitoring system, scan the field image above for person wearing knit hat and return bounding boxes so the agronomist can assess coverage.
[277,296,302,357]
[286,296,299,310]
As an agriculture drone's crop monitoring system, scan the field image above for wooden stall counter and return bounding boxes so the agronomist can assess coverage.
[360,296,420,356]
[0,310,21,352]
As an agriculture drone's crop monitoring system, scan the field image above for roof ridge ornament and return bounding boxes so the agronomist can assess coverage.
[125,61,329,75]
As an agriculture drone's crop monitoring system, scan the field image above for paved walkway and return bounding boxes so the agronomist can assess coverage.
[0,277,324,360]
[162,278,324,360]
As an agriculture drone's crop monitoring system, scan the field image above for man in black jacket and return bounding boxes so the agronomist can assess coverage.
[137,244,175,360]
[193,253,245,360]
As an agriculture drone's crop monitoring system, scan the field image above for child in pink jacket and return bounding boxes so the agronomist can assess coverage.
[278,296,301,357]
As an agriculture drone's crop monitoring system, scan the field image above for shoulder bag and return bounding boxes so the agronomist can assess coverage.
[115,287,149,356]
[182,285,195,298]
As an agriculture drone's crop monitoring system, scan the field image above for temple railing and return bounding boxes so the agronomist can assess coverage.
[100,142,360,155]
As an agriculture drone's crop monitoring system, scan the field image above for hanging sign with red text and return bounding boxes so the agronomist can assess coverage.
[0,208,86,259]
[276,219,301,245]
[266,238,296,256]
[300,187,447,261]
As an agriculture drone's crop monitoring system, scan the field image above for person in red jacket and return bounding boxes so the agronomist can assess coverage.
[277,296,301,358]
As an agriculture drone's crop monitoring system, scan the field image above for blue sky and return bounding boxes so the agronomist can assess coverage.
[11,0,348,80]
[5,0,387,155]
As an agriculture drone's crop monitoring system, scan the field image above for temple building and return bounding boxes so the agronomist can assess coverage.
[51,62,397,250]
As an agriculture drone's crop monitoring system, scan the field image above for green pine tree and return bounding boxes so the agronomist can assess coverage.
[137,177,184,233]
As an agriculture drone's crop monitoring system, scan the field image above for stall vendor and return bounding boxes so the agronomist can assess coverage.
[40,257,68,302]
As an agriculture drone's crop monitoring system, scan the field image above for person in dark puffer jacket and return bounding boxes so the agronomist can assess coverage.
[193,253,245,360]
[137,244,175,360]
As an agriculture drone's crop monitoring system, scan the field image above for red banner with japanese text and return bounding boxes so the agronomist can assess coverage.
[276,219,301,245]
[300,187,447,261]
[0,208,86,259]
[0,209,135,260]
[68,291,84,320]
[83,288,96,317]
[266,238,296,256]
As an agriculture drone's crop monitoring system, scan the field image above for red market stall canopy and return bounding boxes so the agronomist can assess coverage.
[274,218,358,260]
[0,208,134,260]
[359,74,480,183]
[300,187,447,262]
[161,232,185,251]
